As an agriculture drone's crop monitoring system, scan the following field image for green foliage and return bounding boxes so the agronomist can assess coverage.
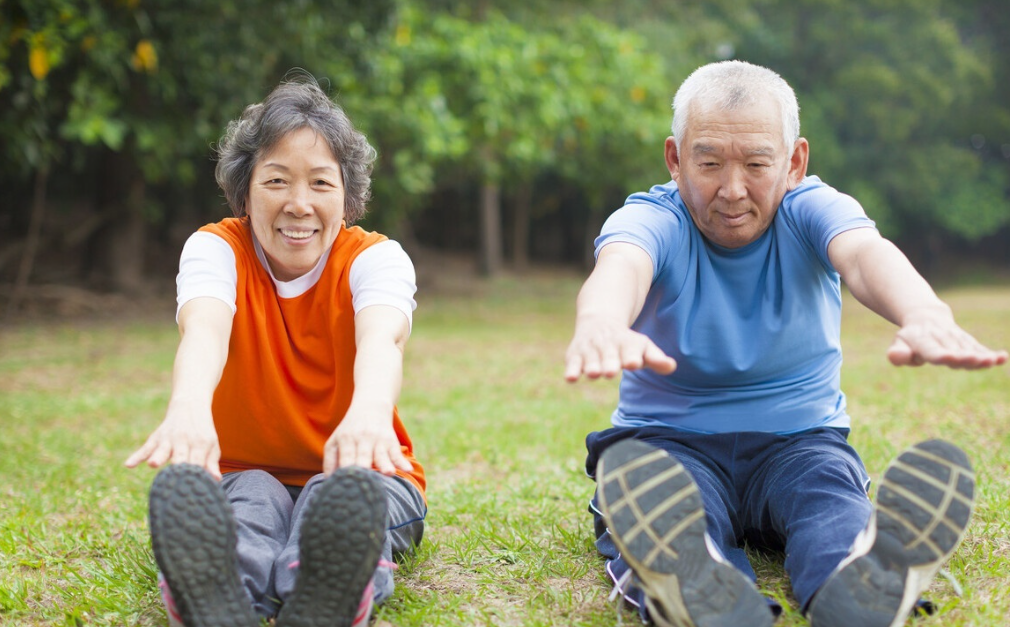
[1,0,1009,262]
[0,0,392,194]
[726,0,1010,243]
[326,0,672,228]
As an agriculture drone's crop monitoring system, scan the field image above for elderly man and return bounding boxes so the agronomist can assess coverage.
[565,60,1006,627]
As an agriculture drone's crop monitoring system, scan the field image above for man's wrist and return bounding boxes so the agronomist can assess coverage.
[898,303,954,327]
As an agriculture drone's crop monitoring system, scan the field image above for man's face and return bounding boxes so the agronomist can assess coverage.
[666,95,808,249]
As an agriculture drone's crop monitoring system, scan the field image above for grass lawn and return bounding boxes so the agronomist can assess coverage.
[1,271,1008,626]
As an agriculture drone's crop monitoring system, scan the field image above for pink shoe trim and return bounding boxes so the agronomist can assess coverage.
[350,560,396,625]
[285,559,390,625]
[352,579,375,626]
[158,579,184,622]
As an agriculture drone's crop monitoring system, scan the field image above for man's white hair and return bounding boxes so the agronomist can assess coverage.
[671,60,800,151]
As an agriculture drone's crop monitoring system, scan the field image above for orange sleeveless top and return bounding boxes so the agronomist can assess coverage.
[200,218,425,494]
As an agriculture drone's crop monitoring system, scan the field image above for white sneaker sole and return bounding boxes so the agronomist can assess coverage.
[808,439,975,627]
[596,438,773,627]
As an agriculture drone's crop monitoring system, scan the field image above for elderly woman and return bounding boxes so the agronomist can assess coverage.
[126,76,426,627]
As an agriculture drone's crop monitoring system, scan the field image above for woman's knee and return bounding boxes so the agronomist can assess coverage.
[223,469,294,512]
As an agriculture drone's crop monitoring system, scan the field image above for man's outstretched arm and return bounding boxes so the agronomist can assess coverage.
[828,227,1007,369]
[564,242,677,381]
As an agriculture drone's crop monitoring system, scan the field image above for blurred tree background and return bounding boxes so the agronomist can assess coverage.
[1,0,1008,308]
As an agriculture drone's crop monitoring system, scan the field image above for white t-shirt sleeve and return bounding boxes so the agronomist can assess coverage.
[176,231,238,321]
[348,240,417,330]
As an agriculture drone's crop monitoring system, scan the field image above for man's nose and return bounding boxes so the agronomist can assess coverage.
[718,166,747,202]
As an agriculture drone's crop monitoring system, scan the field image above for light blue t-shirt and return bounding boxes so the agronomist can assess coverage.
[596,176,875,434]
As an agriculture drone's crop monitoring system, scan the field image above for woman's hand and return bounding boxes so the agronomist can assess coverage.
[325,304,413,477]
[323,400,412,476]
[124,297,232,480]
[125,406,222,479]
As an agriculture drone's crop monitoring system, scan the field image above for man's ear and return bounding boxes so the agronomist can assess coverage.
[788,138,810,189]
[664,137,681,179]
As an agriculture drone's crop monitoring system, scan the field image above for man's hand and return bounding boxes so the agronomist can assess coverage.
[886,316,1008,369]
[124,408,222,480]
[565,314,676,381]
[564,242,673,382]
[829,229,1007,370]
[323,402,413,476]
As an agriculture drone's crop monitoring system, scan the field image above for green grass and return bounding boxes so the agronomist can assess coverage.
[1,272,1008,626]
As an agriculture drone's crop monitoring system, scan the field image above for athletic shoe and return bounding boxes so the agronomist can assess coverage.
[148,464,259,627]
[275,467,388,627]
[807,439,975,627]
[596,438,773,627]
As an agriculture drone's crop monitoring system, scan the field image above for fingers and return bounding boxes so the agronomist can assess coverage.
[566,340,619,380]
[322,441,338,476]
[146,439,174,469]
[335,436,356,473]
[886,337,919,366]
[566,328,675,381]
[125,427,222,479]
[207,445,223,481]
[388,445,414,473]
[354,439,373,470]
[563,353,584,382]
[890,324,1008,369]
[643,342,677,375]
[327,433,413,477]
[124,437,158,468]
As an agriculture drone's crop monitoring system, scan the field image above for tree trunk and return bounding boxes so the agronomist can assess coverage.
[511,183,532,272]
[109,177,148,292]
[4,165,49,321]
[86,148,148,293]
[479,181,502,276]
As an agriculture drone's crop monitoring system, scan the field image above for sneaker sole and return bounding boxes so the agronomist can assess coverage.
[809,439,975,627]
[149,464,259,627]
[597,438,772,627]
[276,467,388,627]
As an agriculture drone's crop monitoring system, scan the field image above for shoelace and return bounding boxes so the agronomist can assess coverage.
[608,568,634,626]
[938,568,964,598]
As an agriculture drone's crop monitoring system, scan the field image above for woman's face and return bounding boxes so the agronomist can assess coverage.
[246,127,345,281]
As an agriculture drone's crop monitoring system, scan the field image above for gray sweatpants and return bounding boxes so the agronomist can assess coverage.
[220,469,426,618]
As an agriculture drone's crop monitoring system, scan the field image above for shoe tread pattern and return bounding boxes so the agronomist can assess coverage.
[876,439,974,566]
[809,439,975,627]
[276,467,388,627]
[149,464,259,627]
[597,438,772,627]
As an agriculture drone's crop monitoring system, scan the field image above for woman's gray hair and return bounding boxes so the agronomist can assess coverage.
[671,60,800,152]
[214,74,377,224]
